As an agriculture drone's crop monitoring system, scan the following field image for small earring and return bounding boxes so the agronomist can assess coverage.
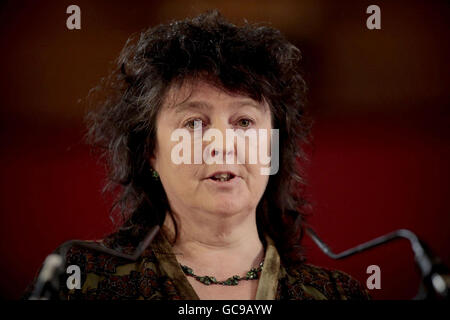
[150,168,159,180]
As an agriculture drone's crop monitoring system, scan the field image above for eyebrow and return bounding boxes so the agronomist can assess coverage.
[173,101,211,113]
[172,99,266,114]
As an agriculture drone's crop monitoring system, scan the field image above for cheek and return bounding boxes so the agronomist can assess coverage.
[163,142,203,177]
[246,165,269,191]
[246,172,269,207]
[158,162,201,205]
[160,144,197,178]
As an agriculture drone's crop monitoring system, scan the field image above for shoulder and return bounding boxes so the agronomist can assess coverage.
[61,234,168,299]
[24,231,168,300]
[60,227,162,273]
[278,262,371,300]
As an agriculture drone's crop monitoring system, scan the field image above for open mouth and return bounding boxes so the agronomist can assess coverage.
[209,173,236,182]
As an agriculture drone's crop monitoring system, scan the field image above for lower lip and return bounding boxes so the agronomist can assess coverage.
[204,176,242,188]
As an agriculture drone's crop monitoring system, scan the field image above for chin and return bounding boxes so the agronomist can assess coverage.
[208,199,246,216]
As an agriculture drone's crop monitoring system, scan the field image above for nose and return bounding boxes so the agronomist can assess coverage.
[210,145,234,158]
[205,119,235,162]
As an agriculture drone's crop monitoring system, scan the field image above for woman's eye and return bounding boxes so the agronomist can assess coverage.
[185,119,203,130]
[237,118,252,128]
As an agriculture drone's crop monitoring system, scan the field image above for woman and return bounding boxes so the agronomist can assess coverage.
[25,10,370,300]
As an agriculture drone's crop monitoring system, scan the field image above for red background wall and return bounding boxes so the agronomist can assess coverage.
[0,0,449,300]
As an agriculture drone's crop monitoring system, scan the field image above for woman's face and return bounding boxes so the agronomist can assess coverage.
[151,80,272,218]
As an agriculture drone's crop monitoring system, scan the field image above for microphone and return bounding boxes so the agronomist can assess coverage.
[305,227,449,300]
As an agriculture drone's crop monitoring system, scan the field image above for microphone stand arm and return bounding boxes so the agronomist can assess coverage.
[28,225,160,300]
[305,227,449,300]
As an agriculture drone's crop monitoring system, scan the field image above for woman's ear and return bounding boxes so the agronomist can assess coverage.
[149,140,159,170]
[149,154,157,171]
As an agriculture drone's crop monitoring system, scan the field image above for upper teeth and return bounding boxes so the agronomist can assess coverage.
[214,173,231,181]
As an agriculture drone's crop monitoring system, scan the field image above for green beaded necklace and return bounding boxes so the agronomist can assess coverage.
[180,261,264,286]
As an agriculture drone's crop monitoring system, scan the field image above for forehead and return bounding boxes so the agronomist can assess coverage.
[162,80,269,113]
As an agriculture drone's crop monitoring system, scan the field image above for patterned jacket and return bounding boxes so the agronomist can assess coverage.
[24,228,371,300]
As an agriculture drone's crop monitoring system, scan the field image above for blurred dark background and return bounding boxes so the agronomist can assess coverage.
[0,0,449,300]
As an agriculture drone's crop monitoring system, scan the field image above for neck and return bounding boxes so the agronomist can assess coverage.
[162,208,265,277]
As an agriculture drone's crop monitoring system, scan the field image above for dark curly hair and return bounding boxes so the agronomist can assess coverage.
[86,10,312,266]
